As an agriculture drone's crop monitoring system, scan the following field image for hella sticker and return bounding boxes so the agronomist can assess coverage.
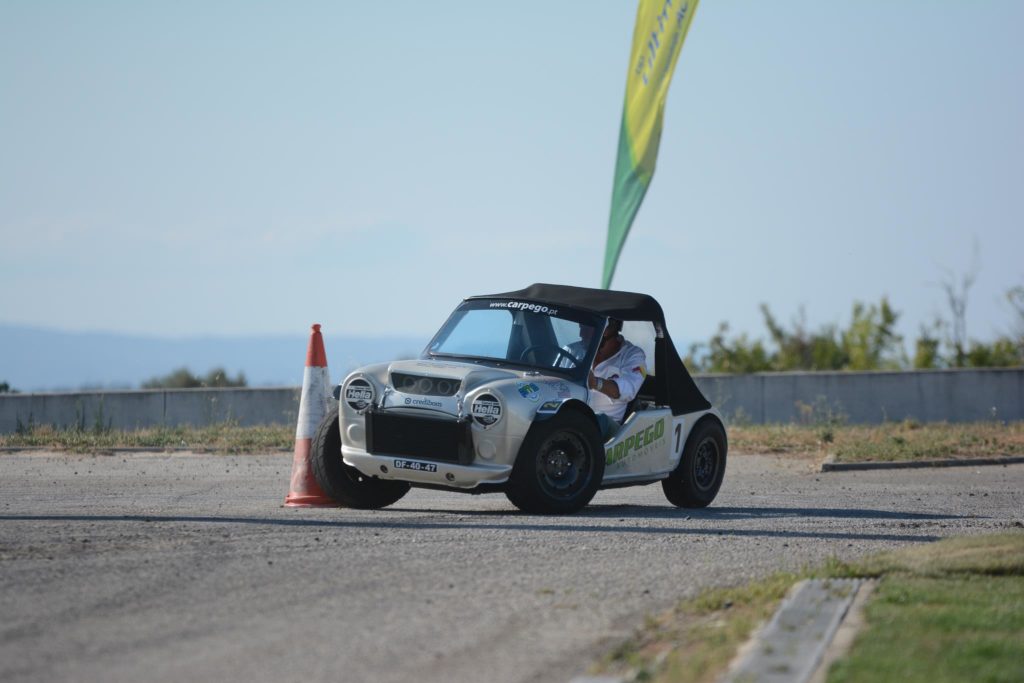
[471,395,502,426]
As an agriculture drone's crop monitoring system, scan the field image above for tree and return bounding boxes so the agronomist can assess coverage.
[760,305,846,370]
[1009,286,1024,343]
[841,298,903,370]
[685,322,772,373]
[688,298,903,373]
[965,338,1020,368]
[142,367,247,389]
[912,323,941,369]
[936,247,979,367]
[916,255,1024,368]
[0,381,15,393]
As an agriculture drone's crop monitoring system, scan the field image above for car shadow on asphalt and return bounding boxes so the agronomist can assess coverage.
[0,510,960,544]
[577,504,963,521]
[379,503,966,522]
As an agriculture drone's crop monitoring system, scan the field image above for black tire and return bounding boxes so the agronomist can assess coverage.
[310,408,410,509]
[505,411,605,514]
[662,419,727,508]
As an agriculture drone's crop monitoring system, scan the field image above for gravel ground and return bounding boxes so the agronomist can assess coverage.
[1,452,1021,683]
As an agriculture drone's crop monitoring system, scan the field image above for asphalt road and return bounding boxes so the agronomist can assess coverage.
[1,452,1021,683]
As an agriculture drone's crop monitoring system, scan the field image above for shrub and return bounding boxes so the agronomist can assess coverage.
[142,367,247,389]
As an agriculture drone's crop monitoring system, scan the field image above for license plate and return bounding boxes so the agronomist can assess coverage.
[393,459,437,473]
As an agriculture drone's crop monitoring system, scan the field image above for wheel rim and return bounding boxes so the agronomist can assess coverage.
[692,436,720,492]
[535,430,592,500]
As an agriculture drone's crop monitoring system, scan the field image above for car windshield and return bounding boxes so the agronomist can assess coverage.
[425,299,604,380]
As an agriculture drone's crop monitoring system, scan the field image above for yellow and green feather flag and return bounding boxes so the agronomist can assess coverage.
[602,0,699,289]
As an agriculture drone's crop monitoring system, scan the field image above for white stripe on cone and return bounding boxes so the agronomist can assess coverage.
[296,366,331,439]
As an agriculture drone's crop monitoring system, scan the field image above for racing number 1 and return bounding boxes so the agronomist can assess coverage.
[674,424,682,454]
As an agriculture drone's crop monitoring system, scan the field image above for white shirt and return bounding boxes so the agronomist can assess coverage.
[588,336,647,423]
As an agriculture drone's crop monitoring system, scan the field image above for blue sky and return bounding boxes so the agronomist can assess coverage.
[2,1,1022,353]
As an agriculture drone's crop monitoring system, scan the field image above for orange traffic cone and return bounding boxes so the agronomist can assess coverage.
[284,323,336,507]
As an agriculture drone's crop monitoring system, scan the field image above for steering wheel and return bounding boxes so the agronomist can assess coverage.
[518,344,583,368]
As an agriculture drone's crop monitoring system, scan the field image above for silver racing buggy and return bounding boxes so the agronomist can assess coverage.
[311,283,727,514]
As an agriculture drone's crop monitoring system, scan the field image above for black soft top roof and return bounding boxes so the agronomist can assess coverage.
[470,283,665,321]
[470,283,711,415]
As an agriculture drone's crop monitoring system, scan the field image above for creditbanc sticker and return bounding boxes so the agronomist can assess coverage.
[384,392,457,413]
[606,418,666,466]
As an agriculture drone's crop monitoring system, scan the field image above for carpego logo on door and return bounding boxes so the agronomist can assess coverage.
[605,418,666,466]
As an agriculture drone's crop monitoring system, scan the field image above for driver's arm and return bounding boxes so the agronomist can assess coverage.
[590,347,646,400]
[589,371,622,398]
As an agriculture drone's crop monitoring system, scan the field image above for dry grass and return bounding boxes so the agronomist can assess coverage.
[0,423,292,454]
[820,532,1024,579]
[3,420,1024,463]
[730,420,1024,463]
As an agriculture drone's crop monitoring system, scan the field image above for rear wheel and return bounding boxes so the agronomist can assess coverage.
[662,419,727,508]
[311,409,410,509]
[506,411,604,514]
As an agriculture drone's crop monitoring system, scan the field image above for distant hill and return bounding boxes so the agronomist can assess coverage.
[0,324,426,392]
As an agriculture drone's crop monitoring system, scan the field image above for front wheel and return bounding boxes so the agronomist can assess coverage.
[662,419,727,508]
[310,409,410,509]
[505,411,605,514]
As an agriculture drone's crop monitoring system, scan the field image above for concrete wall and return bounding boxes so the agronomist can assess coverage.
[0,369,1021,433]
[694,368,1023,424]
[0,387,300,434]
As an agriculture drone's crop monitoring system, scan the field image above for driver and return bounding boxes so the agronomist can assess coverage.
[565,318,647,439]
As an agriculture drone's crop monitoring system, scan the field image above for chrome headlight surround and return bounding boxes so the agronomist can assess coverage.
[343,377,375,413]
[471,393,503,429]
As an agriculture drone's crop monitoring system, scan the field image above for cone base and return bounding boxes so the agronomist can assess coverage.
[283,493,338,508]
[284,437,335,507]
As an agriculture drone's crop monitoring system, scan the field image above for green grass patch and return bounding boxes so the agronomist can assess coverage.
[589,532,1024,683]
[824,532,1024,683]
[729,420,1024,463]
[828,575,1024,683]
[0,423,293,454]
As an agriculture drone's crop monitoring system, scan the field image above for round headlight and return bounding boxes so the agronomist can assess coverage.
[344,378,374,412]
[472,394,502,427]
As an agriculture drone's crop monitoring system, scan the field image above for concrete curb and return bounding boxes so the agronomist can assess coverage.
[808,580,875,683]
[821,453,1024,472]
[722,579,862,683]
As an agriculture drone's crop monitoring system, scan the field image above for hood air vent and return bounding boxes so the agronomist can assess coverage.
[391,373,461,397]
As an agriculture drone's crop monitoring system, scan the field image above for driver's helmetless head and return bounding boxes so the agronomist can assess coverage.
[601,318,623,343]
[579,318,621,346]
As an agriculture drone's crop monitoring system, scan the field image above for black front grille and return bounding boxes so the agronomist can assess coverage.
[366,410,473,464]
[390,373,462,397]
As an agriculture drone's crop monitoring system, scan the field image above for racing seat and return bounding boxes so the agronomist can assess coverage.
[622,374,658,423]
